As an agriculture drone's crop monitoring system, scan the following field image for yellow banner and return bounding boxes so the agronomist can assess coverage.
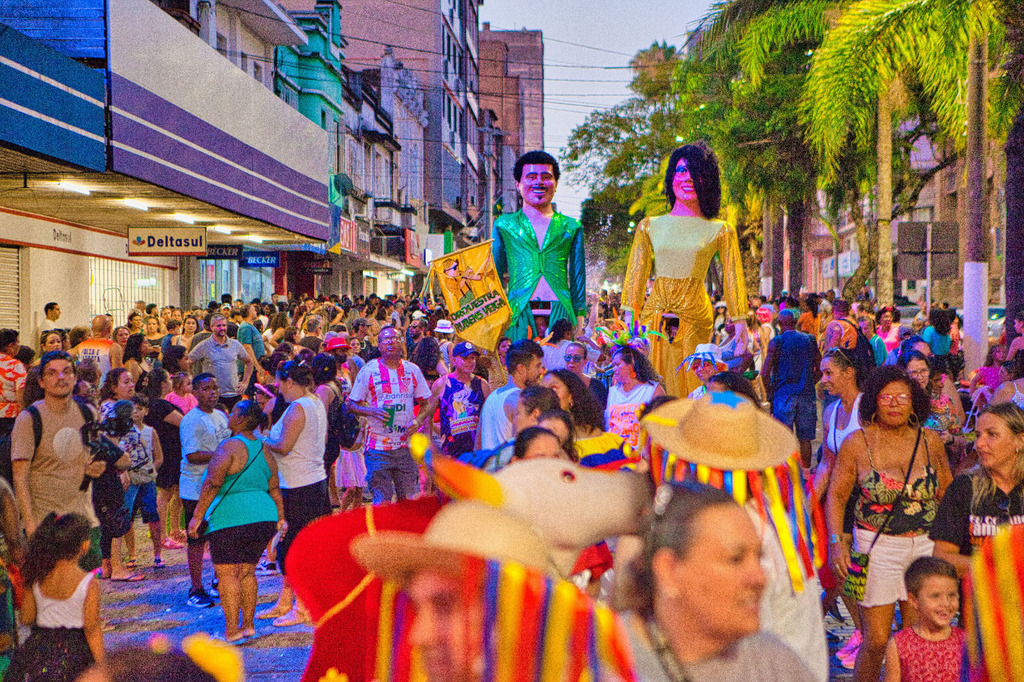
[428,240,511,351]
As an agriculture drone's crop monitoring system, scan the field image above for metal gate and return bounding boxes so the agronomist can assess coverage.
[0,247,20,329]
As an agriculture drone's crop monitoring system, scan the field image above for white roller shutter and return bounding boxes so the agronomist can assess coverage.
[0,248,19,329]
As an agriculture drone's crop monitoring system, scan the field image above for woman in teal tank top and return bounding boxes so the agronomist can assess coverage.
[187,401,285,643]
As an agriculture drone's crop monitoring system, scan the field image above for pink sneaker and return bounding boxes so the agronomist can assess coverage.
[837,629,861,667]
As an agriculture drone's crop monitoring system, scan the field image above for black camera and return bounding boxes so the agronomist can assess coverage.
[79,400,134,490]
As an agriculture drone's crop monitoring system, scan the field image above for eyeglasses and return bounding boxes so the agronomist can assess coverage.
[43,367,75,379]
[878,393,912,406]
[907,368,930,379]
[564,354,584,362]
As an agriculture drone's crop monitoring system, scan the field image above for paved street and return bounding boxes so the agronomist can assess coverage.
[100,533,312,681]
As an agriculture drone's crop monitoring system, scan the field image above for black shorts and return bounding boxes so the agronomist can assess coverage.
[206,521,277,565]
[180,499,206,546]
[278,480,330,576]
[156,450,181,490]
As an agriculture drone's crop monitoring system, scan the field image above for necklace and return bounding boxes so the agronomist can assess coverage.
[643,617,693,682]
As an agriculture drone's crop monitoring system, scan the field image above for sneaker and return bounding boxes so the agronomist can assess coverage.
[255,559,278,576]
[187,588,217,608]
[209,579,219,599]
[837,629,862,659]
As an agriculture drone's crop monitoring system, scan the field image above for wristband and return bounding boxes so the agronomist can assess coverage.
[828,533,842,545]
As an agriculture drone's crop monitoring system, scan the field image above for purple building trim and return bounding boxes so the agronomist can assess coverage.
[111,112,324,221]
[113,147,327,240]
[109,74,328,237]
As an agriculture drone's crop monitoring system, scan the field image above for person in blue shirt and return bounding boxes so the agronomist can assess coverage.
[922,308,953,375]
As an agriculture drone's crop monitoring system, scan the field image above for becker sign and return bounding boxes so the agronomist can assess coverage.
[128,227,206,255]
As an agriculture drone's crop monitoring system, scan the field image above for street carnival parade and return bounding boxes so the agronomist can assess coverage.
[1,0,1024,680]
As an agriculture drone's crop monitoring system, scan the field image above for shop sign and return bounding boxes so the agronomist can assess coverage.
[310,258,333,275]
[241,251,280,268]
[356,220,371,259]
[338,217,358,254]
[205,244,243,259]
[128,227,206,255]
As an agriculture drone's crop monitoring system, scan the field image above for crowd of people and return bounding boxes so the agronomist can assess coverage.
[0,286,1017,680]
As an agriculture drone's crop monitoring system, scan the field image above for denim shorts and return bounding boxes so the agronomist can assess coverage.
[771,393,817,441]
[124,481,159,524]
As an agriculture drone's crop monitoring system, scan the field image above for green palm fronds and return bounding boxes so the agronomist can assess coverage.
[736,0,842,87]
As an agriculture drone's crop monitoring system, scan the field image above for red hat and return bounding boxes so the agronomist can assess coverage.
[287,497,443,682]
[324,336,350,352]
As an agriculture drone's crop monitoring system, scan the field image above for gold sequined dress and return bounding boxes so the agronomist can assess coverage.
[622,215,748,397]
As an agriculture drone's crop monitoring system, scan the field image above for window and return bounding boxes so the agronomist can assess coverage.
[241,52,248,72]
[216,33,227,56]
[253,61,263,84]
[321,110,327,129]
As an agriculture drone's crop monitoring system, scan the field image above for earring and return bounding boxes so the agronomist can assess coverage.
[908,413,919,428]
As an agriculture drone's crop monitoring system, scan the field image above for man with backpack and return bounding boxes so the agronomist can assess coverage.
[10,351,105,567]
[762,310,820,470]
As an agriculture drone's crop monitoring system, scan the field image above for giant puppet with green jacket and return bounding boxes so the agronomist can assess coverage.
[492,151,588,341]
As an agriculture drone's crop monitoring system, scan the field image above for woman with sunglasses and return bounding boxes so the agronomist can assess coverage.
[562,340,607,409]
[826,366,952,682]
[930,402,1024,576]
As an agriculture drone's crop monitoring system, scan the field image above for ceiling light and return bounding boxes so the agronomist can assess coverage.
[172,213,195,224]
[58,181,91,195]
[247,235,265,244]
[210,225,233,234]
[123,198,148,211]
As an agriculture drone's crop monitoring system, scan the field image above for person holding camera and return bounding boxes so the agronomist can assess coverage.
[11,351,107,569]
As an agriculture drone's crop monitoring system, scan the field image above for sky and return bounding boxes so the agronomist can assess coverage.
[479,0,716,219]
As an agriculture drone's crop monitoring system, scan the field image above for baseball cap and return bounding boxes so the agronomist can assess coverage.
[452,341,479,358]
[325,337,350,352]
[411,310,426,319]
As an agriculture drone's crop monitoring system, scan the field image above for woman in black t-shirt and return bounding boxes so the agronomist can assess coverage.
[930,402,1024,576]
[142,369,186,548]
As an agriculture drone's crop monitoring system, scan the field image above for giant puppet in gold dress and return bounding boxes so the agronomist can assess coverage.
[622,143,747,397]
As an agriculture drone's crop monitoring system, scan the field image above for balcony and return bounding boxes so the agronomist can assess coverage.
[151,0,200,35]
[371,224,406,260]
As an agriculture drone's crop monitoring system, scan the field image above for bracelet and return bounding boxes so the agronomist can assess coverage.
[828,534,843,545]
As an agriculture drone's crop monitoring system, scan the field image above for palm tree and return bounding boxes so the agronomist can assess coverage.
[801,0,1007,310]
[998,0,1024,345]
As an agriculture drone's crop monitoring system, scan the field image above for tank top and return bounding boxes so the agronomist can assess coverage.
[1012,382,1024,410]
[605,381,659,449]
[439,374,485,459]
[205,435,277,533]
[893,627,965,682]
[33,572,93,628]
[268,394,327,489]
[854,429,939,536]
[76,338,113,382]
[827,394,862,454]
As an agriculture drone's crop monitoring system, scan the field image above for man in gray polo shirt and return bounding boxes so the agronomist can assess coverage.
[188,314,253,410]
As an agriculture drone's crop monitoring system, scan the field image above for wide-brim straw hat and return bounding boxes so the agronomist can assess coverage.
[642,391,798,471]
[351,500,553,583]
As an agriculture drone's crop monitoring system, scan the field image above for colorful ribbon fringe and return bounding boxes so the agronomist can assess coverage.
[374,558,636,682]
[967,523,1024,682]
[650,443,826,592]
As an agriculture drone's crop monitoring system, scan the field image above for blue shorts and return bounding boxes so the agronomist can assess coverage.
[772,393,817,442]
[124,481,159,524]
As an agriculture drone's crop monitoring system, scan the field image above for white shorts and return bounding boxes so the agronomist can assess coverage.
[335,448,367,488]
[853,528,934,607]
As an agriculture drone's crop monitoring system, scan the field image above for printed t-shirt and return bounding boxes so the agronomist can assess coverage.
[0,354,26,419]
[929,474,1024,554]
[10,399,99,527]
[605,382,658,449]
[439,375,485,458]
[75,338,113,381]
[349,359,430,451]
[179,407,230,500]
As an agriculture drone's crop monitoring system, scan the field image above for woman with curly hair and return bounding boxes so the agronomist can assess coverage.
[605,346,665,450]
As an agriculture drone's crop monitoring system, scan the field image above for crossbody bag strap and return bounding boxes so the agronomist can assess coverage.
[866,426,922,554]
[203,439,263,523]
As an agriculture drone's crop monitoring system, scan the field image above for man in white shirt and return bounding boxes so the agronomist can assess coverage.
[40,302,61,331]
[179,373,230,608]
[347,326,431,504]
[476,339,544,450]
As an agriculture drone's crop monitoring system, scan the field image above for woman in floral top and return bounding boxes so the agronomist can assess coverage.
[826,366,952,682]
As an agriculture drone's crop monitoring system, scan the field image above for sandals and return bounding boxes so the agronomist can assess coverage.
[153,557,166,569]
[162,537,185,550]
[111,573,146,582]
[124,558,138,569]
